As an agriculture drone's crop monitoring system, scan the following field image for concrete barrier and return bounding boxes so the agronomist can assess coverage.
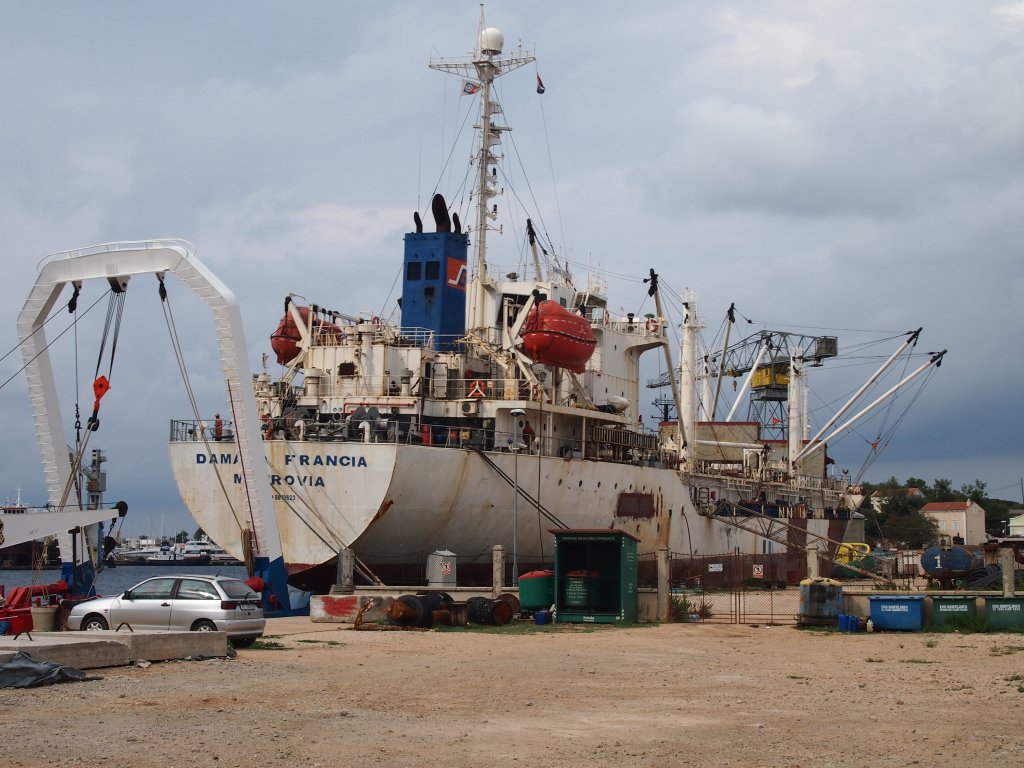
[0,630,230,670]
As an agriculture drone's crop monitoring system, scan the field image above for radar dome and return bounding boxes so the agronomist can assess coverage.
[480,27,504,55]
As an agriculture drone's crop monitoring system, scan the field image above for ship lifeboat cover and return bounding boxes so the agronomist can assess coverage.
[521,300,596,373]
[271,306,342,366]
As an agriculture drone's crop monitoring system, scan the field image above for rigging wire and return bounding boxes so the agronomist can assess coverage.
[534,63,568,263]
[157,274,246,534]
[0,290,109,393]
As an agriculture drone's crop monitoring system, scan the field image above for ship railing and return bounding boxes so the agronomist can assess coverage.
[306,323,441,349]
[593,315,666,339]
[169,419,235,443]
[171,414,669,467]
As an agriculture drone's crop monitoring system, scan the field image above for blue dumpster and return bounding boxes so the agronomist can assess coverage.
[869,595,925,631]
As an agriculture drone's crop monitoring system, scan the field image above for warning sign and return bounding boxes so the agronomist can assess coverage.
[752,564,764,578]
[708,563,723,573]
[441,561,452,574]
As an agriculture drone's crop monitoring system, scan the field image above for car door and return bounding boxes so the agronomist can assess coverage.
[169,577,222,630]
[117,577,177,629]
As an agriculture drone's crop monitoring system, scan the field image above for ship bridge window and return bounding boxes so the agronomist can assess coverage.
[407,262,422,281]
[425,261,440,280]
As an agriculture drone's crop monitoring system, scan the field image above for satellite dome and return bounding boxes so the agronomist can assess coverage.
[480,27,504,55]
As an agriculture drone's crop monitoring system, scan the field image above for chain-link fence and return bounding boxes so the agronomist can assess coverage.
[667,551,806,625]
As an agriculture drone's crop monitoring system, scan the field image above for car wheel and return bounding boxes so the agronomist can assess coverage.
[82,614,109,631]
[192,619,218,632]
[231,637,257,648]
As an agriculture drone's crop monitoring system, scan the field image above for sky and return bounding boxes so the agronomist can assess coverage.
[1,1,1022,538]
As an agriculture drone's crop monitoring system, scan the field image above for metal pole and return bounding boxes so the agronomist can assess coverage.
[513,423,520,579]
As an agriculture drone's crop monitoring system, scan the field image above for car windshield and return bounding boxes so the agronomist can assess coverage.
[219,579,258,600]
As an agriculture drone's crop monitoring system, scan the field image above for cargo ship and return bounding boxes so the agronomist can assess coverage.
[166,14,943,592]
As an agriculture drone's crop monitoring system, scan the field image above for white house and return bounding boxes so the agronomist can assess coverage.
[920,501,987,545]
[1007,511,1024,538]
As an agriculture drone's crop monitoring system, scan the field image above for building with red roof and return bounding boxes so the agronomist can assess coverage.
[920,501,986,545]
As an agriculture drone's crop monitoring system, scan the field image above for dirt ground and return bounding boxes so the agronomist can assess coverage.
[2,618,1023,768]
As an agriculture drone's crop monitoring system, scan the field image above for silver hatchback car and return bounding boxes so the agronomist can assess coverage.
[67,575,265,647]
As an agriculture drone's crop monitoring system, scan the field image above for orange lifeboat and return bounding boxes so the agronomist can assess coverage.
[271,306,342,366]
[521,300,596,373]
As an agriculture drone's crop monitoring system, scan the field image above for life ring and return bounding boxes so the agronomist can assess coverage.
[370,316,381,328]
[644,317,660,334]
[531,384,540,400]
[468,379,486,398]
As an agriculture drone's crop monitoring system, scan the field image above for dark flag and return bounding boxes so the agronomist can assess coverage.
[536,74,545,94]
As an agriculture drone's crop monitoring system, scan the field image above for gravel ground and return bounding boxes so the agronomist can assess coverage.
[2,618,1023,767]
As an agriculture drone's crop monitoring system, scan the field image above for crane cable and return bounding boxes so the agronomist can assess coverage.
[156,274,246,534]
[56,287,126,515]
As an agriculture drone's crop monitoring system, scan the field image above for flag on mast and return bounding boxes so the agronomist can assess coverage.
[536,74,546,94]
[461,79,481,96]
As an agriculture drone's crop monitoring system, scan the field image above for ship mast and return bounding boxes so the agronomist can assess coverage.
[429,11,534,330]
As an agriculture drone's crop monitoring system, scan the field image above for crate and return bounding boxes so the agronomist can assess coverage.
[869,595,925,631]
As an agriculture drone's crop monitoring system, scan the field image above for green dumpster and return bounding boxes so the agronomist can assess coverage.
[984,597,1024,630]
[930,596,977,627]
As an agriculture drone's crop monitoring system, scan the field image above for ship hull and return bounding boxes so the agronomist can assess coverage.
[169,438,851,591]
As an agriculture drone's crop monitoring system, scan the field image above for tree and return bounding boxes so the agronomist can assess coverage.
[960,479,987,505]
[193,526,206,541]
[930,478,962,503]
[904,477,928,491]
[174,530,189,543]
[870,494,940,549]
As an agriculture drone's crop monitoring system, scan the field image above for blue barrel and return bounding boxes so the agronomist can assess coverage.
[920,545,984,579]
[798,577,843,625]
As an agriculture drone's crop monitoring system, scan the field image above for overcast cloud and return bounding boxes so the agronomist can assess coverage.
[1,2,1022,538]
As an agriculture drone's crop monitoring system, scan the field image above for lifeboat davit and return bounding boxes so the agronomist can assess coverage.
[521,300,596,374]
[270,306,342,366]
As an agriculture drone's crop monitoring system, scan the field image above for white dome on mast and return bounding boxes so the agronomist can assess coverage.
[479,27,504,55]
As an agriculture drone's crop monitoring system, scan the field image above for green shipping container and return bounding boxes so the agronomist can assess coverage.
[930,596,977,627]
[552,529,638,624]
[984,597,1024,630]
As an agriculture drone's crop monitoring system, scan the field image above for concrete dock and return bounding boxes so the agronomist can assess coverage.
[0,628,230,671]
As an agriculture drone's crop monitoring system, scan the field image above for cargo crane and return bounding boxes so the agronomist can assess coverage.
[649,301,943,573]
[18,240,299,614]
[648,326,838,440]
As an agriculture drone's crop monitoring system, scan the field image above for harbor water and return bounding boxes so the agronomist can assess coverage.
[0,564,249,596]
